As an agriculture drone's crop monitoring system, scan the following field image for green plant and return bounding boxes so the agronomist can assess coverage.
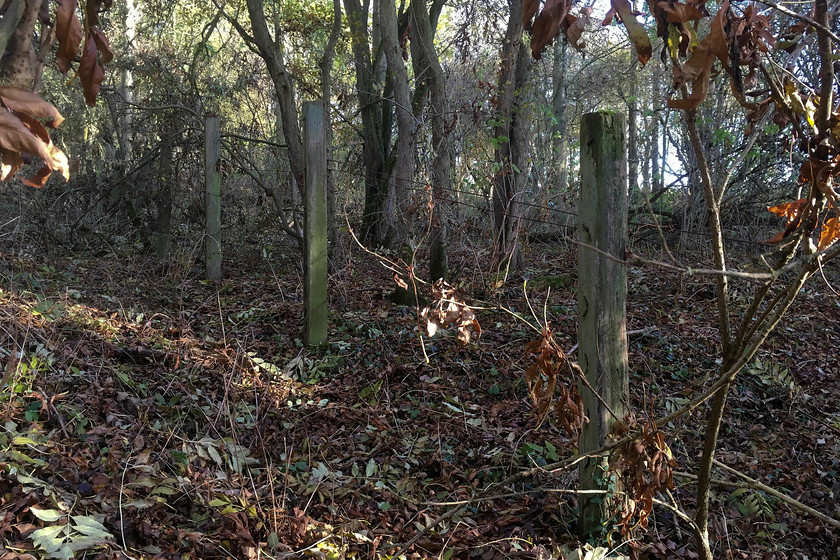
[29,508,113,559]
[729,488,775,519]
[748,357,797,396]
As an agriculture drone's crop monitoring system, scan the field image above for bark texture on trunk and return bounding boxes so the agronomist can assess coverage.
[492,0,530,274]
[379,0,415,246]
[344,0,389,245]
[410,0,451,281]
[246,0,304,190]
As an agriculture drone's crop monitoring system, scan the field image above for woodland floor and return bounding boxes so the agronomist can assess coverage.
[0,235,838,560]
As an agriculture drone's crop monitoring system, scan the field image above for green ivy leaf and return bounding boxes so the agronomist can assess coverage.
[67,535,110,552]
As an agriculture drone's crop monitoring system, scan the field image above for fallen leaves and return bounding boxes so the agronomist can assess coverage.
[421,280,481,345]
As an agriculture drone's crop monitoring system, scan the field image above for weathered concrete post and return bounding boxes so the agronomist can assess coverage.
[204,115,222,282]
[577,111,629,540]
[303,102,328,346]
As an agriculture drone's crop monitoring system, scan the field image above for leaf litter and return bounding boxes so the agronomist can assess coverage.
[0,243,838,559]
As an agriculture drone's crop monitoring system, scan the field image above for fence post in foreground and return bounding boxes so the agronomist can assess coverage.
[204,115,222,282]
[577,111,629,541]
[303,101,328,347]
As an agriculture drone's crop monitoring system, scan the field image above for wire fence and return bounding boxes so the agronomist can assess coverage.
[325,162,778,251]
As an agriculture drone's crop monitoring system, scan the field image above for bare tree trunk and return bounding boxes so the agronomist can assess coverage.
[245,0,304,189]
[0,0,43,89]
[492,0,530,275]
[552,38,568,194]
[379,0,415,246]
[650,67,663,193]
[319,0,345,270]
[410,0,450,281]
[628,71,639,197]
[343,0,388,245]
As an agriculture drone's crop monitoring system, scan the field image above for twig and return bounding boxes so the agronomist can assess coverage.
[753,0,840,45]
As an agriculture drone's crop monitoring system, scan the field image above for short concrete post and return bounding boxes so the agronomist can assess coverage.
[303,102,328,346]
[204,115,222,282]
[577,111,629,540]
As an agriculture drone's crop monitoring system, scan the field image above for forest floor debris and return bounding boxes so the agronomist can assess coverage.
[0,243,838,559]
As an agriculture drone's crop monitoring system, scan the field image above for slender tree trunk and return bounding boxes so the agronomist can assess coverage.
[649,116,659,194]
[650,67,662,193]
[118,0,139,164]
[410,0,450,281]
[493,0,530,275]
[108,0,138,210]
[154,130,174,260]
[319,0,345,270]
[379,0,415,246]
[628,72,639,197]
[660,109,669,192]
[552,38,568,194]
[343,0,387,245]
[245,0,304,190]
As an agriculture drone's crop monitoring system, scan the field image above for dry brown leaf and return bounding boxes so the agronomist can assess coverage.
[819,216,840,250]
[0,87,64,127]
[660,2,703,23]
[0,109,53,165]
[0,147,23,180]
[420,280,481,346]
[0,110,69,186]
[523,0,540,30]
[84,0,112,27]
[668,0,730,110]
[530,0,570,60]
[79,28,113,106]
[565,9,591,49]
[55,0,83,74]
[767,198,807,222]
[606,0,652,64]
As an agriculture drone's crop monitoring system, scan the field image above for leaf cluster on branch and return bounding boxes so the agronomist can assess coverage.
[0,87,67,187]
[523,326,587,438]
[610,419,678,536]
[421,280,482,345]
[0,0,112,188]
